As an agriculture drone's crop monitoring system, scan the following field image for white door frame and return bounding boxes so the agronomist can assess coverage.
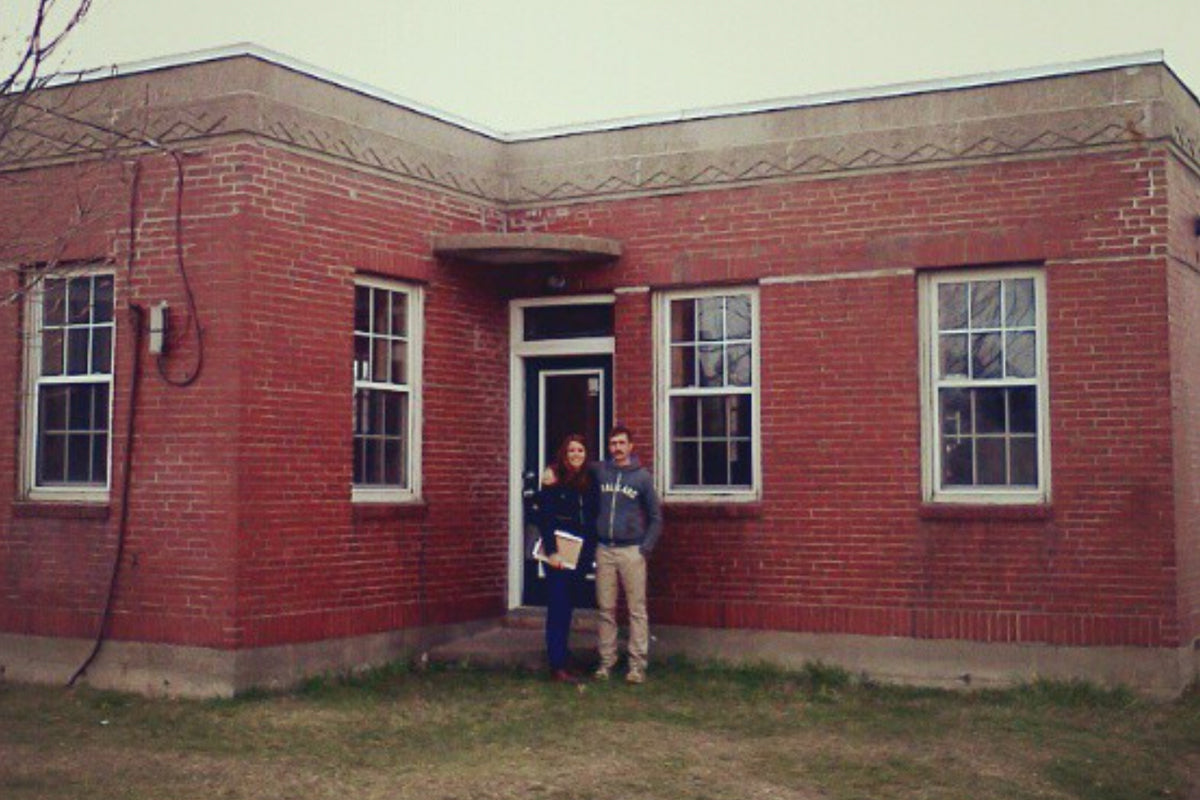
[507,294,615,609]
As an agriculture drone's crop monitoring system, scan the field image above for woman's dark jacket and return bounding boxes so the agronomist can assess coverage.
[535,477,598,559]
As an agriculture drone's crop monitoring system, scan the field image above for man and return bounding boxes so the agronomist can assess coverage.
[591,425,662,684]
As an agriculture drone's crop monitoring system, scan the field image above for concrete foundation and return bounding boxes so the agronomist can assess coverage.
[652,625,1200,698]
[0,618,495,698]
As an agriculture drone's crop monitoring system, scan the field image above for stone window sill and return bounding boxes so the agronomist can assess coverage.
[918,503,1052,522]
[12,502,111,520]
[663,502,763,520]
[353,500,430,523]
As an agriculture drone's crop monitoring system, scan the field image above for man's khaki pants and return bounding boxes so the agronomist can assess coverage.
[595,545,648,672]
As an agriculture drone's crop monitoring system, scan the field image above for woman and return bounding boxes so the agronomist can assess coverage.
[536,434,597,682]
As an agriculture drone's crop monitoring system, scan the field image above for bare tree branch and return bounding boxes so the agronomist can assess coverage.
[1,1,94,154]
[0,1,98,305]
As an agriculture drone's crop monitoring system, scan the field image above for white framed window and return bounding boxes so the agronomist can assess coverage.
[656,287,760,500]
[920,268,1050,504]
[22,270,116,501]
[352,278,422,502]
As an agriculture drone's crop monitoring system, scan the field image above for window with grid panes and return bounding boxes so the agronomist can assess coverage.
[24,272,115,496]
[924,269,1049,502]
[662,289,758,495]
[353,279,421,499]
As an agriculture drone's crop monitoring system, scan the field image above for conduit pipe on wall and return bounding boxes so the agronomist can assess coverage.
[67,304,145,687]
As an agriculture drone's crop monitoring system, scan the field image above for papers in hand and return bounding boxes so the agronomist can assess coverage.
[531,530,585,570]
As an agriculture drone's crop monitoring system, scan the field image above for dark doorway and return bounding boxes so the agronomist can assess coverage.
[521,355,612,607]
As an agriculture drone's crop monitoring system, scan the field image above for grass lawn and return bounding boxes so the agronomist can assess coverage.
[2,659,1197,800]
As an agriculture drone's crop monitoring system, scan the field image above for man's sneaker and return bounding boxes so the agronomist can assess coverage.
[625,668,645,685]
[593,666,611,681]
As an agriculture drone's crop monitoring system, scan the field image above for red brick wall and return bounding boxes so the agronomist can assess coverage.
[0,136,1188,656]
[0,153,243,645]
[0,142,514,651]
[510,147,1181,647]
[224,142,511,648]
[1168,155,1200,646]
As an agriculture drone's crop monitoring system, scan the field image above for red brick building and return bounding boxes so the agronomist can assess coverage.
[2,49,1199,695]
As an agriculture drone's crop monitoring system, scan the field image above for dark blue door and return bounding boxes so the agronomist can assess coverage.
[521,355,612,607]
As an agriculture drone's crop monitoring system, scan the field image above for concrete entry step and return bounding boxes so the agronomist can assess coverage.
[425,609,600,672]
[503,607,600,632]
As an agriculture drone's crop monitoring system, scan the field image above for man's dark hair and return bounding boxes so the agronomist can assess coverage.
[608,424,633,441]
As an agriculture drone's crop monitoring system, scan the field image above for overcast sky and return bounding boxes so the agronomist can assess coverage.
[46,0,1200,133]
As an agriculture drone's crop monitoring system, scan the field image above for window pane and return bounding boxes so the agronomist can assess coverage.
[38,434,66,483]
[383,392,403,436]
[67,278,91,323]
[939,388,971,437]
[524,304,613,340]
[701,442,728,485]
[672,441,699,486]
[971,333,1002,379]
[1004,279,1035,327]
[372,336,388,382]
[40,386,67,431]
[69,386,92,430]
[1005,331,1036,378]
[372,288,388,336]
[42,328,63,375]
[93,276,114,323]
[731,395,751,436]
[975,389,1006,434]
[697,297,724,341]
[390,340,408,385]
[726,295,752,339]
[670,345,696,388]
[731,440,753,486]
[939,333,967,378]
[67,435,91,482]
[363,438,381,484]
[384,439,402,485]
[43,279,66,325]
[354,335,370,382]
[353,438,364,483]
[976,438,1007,485]
[671,397,698,437]
[91,434,108,483]
[390,292,407,336]
[94,386,109,432]
[970,281,1001,328]
[670,299,695,343]
[1008,387,1037,434]
[91,327,112,374]
[1010,437,1038,485]
[67,328,90,375]
[942,438,973,486]
[727,343,751,387]
[353,390,366,434]
[698,345,723,387]
[937,283,967,330]
[700,396,727,436]
[354,286,370,333]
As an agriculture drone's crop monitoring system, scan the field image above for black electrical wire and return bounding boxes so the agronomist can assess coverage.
[67,303,144,687]
[155,150,204,387]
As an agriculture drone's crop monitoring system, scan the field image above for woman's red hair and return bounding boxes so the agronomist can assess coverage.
[551,434,591,490]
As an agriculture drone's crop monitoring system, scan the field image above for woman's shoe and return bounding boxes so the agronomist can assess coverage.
[551,669,579,684]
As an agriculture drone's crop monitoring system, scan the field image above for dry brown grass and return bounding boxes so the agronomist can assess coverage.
[2,661,1197,800]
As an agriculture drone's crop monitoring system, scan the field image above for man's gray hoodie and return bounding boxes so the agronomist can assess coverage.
[592,458,663,555]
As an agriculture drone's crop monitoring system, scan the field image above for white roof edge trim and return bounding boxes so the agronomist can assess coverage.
[52,44,1167,143]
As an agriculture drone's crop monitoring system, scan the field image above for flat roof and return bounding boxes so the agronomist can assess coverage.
[64,43,1172,143]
